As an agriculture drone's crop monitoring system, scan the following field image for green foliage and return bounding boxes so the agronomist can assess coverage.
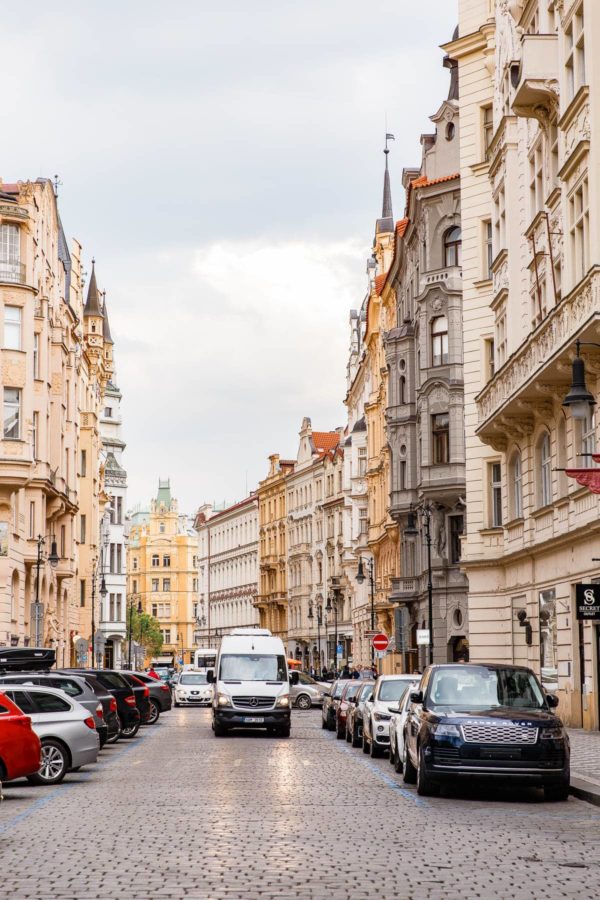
[126,606,163,657]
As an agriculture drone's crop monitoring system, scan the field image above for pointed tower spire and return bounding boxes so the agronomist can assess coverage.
[376,135,394,234]
[102,293,114,344]
[83,258,103,318]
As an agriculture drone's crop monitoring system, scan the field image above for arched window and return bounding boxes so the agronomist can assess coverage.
[510,451,523,519]
[431,316,449,366]
[444,226,462,267]
[538,432,552,507]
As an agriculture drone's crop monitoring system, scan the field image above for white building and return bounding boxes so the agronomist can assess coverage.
[195,496,260,642]
[98,304,128,668]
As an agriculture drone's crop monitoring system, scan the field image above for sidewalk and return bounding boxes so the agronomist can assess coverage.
[568,728,600,805]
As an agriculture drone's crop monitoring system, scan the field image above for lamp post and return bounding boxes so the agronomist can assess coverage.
[404,507,434,666]
[33,534,59,647]
[326,591,341,674]
[307,602,324,675]
[356,557,375,667]
[127,595,137,669]
[562,339,599,419]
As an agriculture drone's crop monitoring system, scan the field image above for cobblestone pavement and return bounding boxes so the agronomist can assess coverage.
[1,708,600,900]
[568,729,600,786]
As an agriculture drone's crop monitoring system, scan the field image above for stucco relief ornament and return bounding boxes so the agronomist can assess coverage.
[431,296,443,313]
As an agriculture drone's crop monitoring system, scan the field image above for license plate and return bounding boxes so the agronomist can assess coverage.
[243,716,264,724]
[481,748,522,760]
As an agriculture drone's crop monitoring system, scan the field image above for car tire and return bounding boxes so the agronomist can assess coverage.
[352,726,361,749]
[394,744,404,774]
[277,725,291,738]
[388,741,396,765]
[147,699,160,725]
[416,745,439,796]
[402,742,417,784]
[336,720,345,740]
[106,716,121,744]
[295,694,312,711]
[362,731,370,754]
[174,701,180,708]
[28,739,69,786]
[345,725,352,743]
[120,720,140,740]
[321,715,328,729]
[544,780,570,802]
[369,732,382,758]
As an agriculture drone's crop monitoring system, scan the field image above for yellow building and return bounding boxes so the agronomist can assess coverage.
[256,454,294,640]
[128,480,198,666]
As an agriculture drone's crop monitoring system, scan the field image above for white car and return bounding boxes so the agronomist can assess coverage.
[2,684,100,785]
[388,681,418,773]
[362,675,417,758]
[174,672,213,707]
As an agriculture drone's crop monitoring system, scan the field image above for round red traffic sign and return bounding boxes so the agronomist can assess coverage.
[371,632,389,652]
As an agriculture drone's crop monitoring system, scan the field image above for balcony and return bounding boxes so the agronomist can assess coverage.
[421,265,461,295]
[511,35,559,121]
[0,260,26,285]
[389,576,419,603]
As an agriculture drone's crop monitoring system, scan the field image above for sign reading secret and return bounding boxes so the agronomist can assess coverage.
[576,583,600,621]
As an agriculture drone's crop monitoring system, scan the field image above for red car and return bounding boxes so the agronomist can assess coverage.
[0,690,41,781]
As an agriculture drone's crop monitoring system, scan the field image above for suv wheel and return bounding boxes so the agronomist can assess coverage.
[321,714,328,729]
[362,731,370,754]
[394,743,404,774]
[28,739,68,785]
[106,715,121,744]
[402,742,417,784]
[120,719,140,740]
[295,693,312,711]
[544,779,569,802]
[147,699,160,725]
[352,725,361,749]
[416,745,439,796]
[369,729,382,758]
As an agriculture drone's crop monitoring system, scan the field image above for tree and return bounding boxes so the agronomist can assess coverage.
[126,607,163,659]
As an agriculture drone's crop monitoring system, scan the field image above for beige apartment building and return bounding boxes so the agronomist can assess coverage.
[128,480,198,666]
[449,0,600,729]
[256,454,294,640]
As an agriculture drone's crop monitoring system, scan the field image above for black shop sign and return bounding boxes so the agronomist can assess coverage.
[576,584,600,621]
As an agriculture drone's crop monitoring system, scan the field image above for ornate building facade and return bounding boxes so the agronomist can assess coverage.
[449,0,600,728]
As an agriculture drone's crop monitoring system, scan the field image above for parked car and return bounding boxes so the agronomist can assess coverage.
[362,675,416,757]
[335,681,364,739]
[131,671,173,722]
[1,685,100,785]
[0,672,110,747]
[174,671,213,707]
[345,681,374,747]
[321,680,350,731]
[402,663,571,800]
[388,681,418,772]
[81,673,121,744]
[290,672,328,709]
[0,690,42,782]
[119,672,153,724]
[60,669,141,739]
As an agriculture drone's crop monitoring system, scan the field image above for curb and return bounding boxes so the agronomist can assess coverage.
[570,776,600,807]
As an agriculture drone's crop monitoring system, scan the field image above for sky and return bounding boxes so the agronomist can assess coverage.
[2,0,457,514]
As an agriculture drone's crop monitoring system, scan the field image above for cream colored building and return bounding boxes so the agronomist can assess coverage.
[128,480,198,666]
[195,496,259,642]
[449,0,600,729]
[256,454,294,640]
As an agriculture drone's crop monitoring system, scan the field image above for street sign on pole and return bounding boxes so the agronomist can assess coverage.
[416,629,430,646]
[371,633,389,652]
[375,650,386,660]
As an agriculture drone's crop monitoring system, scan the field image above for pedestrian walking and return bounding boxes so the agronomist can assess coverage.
[341,664,350,679]
[147,667,160,679]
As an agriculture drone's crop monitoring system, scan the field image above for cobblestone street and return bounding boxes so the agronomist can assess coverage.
[1,708,600,900]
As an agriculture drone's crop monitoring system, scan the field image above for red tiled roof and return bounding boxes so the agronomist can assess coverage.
[396,218,409,237]
[410,172,459,191]
[0,183,20,194]
[312,431,340,454]
[374,272,388,296]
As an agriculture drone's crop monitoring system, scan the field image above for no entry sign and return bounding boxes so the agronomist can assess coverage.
[371,633,389,652]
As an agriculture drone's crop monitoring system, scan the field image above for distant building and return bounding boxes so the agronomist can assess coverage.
[255,454,295,640]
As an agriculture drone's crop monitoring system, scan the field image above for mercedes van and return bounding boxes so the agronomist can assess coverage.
[207,629,295,737]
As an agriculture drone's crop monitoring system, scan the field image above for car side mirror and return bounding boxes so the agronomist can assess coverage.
[290,671,299,685]
[206,670,215,684]
[546,693,559,708]
[409,690,423,704]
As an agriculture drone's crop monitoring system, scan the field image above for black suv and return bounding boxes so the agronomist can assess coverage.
[321,680,350,731]
[60,669,141,739]
[131,672,173,723]
[403,663,570,801]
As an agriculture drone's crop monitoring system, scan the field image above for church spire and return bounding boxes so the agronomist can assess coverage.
[83,258,103,318]
[376,134,394,234]
[102,293,114,344]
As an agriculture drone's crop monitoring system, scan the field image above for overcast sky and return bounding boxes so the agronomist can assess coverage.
[3,1,456,514]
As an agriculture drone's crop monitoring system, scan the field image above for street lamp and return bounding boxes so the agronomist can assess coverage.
[404,506,434,666]
[33,534,60,647]
[326,591,342,674]
[308,602,324,675]
[127,596,142,669]
[563,340,599,419]
[356,557,375,667]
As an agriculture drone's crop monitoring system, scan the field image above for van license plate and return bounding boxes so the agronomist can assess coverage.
[243,717,264,724]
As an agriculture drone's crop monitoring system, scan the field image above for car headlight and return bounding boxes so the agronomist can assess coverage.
[433,723,461,737]
[373,712,391,721]
[217,693,231,707]
[275,695,290,708]
[540,726,565,740]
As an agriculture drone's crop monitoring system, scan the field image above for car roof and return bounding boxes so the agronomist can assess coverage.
[1,684,74,698]
[376,674,417,681]
[0,671,86,682]
[424,663,536,674]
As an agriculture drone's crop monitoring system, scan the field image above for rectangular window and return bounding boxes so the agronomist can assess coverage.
[163,578,171,591]
[3,388,21,439]
[581,408,595,458]
[496,313,507,367]
[358,447,367,476]
[494,185,506,252]
[132,578,138,594]
[109,593,116,621]
[152,554,159,567]
[160,628,171,644]
[116,496,123,524]
[192,577,198,592]
[0,223,21,280]
[80,449,87,477]
[163,554,170,567]
[80,579,86,608]
[484,337,495,381]
[152,578,159,592]
[80,514,86,544]
[133,557,138,570]
[432,413,450,465]
[3,306,22,350]
[570,177,589,284]
[116,544,122,574]
[151,603,158,618]
[358,507,368,536]
[32,411,38,460]
[60,525,65,559]
[483,220,493,280]
[482,104,493,159]
[449,515,464,565]
[109,543,115,574]
[29,501,35,539]
[103,407,112,418]
[529,141,544,219]
[491,463,502,528]
[565,5,585,102]
[549,120,559,189]
[399,460,407,491]
[431,317,449,366]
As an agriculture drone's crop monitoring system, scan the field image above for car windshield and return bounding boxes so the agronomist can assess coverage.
[219,655,287,682]
[378,681,411,703]
[359,686,373,702]
[332,682,345,698]
[428,666,546,710]
[180,674,208,685]
[345,683,361,698]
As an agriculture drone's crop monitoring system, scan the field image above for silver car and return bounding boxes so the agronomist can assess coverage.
[290,673,328,709]
[2,685,100,785]
[0,672,106,742]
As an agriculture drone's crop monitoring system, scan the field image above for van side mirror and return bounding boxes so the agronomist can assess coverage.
[290,671,299,685]
[410,690,423,704]
[206,670,215,684]
[546,693,559,708]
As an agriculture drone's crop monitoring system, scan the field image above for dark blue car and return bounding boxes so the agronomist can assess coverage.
[402,663,570,801]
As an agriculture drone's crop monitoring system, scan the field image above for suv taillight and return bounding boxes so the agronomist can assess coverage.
[84,716,96,730]
[143,686,150,697]
[109,697,117,713]
[124,694,137,707]
[96,703,104,718]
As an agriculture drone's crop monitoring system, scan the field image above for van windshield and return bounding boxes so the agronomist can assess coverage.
[220,655,287,682]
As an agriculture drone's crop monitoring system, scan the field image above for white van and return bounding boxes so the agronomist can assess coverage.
[207,628,295,737]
